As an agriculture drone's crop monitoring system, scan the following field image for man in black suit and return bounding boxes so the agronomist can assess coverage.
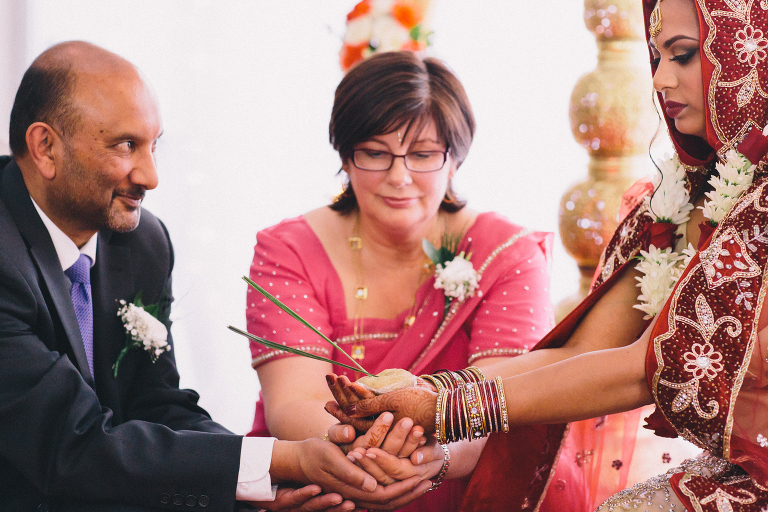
[0,41,428,512]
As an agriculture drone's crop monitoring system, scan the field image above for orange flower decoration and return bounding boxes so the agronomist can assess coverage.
[400,39,425,52]
[391,2,423,29]
[347,0,371,21]
[340,42,369,71]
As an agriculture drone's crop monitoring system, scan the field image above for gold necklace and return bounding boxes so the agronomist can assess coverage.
[348,215,434,366]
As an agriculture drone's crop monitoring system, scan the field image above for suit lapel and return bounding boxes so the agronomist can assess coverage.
[0,161,94,386]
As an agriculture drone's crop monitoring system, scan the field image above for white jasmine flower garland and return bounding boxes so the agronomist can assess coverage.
[633,150,755,319]
[645,153,694,224]
[700,149,756,224]
[633,244,696,319]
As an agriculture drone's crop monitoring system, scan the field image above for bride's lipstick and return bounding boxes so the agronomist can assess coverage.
[665,100,686,118]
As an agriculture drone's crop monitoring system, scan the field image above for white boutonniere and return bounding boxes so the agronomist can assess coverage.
[423,232,479,317]
[113,292,170,378]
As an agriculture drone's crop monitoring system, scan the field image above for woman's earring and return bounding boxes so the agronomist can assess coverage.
[443,181,457,204]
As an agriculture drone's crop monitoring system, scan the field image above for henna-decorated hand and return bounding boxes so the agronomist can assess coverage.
[326,385,438,435]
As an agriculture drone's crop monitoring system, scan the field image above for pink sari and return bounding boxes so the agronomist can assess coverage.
[245,211,581,511]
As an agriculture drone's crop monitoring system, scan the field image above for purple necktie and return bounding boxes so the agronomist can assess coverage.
[65,254,94,377]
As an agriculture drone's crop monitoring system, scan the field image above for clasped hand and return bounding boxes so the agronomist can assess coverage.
[325,374,443,488]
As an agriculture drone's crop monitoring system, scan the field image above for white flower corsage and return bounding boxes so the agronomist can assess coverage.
[434,252,480,303]
[423,233,479,317]
[114,292,170,377]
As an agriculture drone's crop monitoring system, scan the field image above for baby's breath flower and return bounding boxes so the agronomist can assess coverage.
[114,297,170,377]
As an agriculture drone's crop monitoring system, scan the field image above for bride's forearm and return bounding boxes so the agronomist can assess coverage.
[478,266,648,382]
[503,337,652,426]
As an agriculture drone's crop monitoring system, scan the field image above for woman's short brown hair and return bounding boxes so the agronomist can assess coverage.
[329,51,475,214]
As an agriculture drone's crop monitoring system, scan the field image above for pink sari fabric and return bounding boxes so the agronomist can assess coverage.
[244,211,579,512]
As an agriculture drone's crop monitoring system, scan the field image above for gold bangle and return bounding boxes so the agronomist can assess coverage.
[495,376,509,433]
[435,388,446,444]
[421,374,443,393]
[466,366,486,382]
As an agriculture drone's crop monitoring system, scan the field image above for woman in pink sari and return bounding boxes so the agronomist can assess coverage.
[331,0,768,510]
[245,51,581,511]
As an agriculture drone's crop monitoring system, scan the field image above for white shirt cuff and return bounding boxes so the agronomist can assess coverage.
[236,437,277,502]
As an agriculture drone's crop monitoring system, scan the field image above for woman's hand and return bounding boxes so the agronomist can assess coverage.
[351,433,443,486]
[326,385,439,435]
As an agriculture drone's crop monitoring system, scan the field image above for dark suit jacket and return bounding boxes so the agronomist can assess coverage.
[0,158,242,512]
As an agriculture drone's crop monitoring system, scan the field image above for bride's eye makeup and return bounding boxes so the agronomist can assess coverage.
[670,48,698,65]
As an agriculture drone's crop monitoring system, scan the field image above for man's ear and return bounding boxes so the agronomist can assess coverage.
[25,122,60,180]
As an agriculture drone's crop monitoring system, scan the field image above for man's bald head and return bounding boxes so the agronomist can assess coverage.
[8,41,139,157]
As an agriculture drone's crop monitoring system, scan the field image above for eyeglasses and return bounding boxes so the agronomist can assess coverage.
[352,149,449,172]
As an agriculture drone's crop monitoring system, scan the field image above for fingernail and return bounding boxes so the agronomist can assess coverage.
[343,426,351,439]
[366,452,377,459]
[363,476,377,491]
[351,451,363,460]
[416,452,424,464]
[326,375,335,385]
[401,419,413,430]
[345,404,356,415]
[413,430,423,438]
[347,454,356,462]
[339,379,346,388]
[382,412,393,425]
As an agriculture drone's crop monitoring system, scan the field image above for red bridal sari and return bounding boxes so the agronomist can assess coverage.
[463,1,768,509]
[245,212,582,511]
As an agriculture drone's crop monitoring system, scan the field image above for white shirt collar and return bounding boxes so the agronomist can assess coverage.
[31,198,98,272]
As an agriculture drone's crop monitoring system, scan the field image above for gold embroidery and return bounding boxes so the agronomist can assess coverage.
[677,294,742,343]
[468,347,528,365]
[251,345,330,367]
[699,487,757,511]
[699,227,760,288]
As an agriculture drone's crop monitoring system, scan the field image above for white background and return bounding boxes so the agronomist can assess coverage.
[1,1,645,433]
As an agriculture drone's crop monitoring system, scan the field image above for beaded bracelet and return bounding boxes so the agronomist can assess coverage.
[428,444,451,491]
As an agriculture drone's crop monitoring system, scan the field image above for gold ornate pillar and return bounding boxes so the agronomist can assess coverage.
[556,0,658,320]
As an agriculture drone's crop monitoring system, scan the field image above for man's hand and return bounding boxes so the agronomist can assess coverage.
[242,485,354,512]
[270,438,431,510]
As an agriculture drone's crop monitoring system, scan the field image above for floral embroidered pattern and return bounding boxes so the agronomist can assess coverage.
[699,227,761,288]
[700,487,757,510]
[684,342,725,380]
[734,25,768,68]
[758,433,768,447]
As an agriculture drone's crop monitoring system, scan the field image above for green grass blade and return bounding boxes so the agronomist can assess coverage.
[228,326,374,375]
[241,276,371,374]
